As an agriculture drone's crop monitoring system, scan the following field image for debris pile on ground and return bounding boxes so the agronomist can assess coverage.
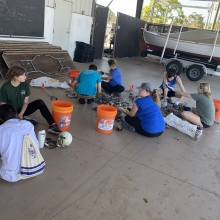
[67,88,192,131]
[162,104,184,119]
[161,102,190,119]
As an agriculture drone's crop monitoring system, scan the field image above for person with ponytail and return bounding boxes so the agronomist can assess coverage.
[122,82,165,137]
[174,82,215,128]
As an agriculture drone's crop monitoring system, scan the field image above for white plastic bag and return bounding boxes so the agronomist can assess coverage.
[164,113,197,138]
[30,77,70,89]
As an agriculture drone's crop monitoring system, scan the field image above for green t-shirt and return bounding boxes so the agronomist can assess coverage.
[0,81,31,111]
[191,93,215,126]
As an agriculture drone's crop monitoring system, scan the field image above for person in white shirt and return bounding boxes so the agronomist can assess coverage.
[0,103,40,182]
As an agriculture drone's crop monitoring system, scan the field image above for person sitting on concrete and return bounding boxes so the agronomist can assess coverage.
[72,64,102,104]
[174,82,215,129]
[0,66,61,134]
[0,104,40,182]
[123,83,165,137]
[157,68,186,109]
[101,59,125,95]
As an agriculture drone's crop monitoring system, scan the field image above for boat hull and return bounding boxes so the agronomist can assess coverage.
[143,30,220,64]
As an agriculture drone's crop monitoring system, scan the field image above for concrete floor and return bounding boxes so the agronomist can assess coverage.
[0,57,220,220]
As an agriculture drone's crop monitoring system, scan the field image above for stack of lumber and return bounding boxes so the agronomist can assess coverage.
[0,41,76,80]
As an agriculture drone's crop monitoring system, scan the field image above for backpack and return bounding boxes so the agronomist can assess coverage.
[5,123,45,179]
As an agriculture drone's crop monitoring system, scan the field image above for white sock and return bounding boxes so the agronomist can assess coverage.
[175,102,179,105]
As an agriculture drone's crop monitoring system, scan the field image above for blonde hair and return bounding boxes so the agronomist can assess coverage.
[199,82,211,98]
[150,89,161,106]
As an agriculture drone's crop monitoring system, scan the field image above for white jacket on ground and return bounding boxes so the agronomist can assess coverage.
[0,119,39,182]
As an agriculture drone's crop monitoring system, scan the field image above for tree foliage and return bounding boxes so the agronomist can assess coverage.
[141,0,185,25]
[108,9,116,24]
[183,12,205,28]
[214,15,220,30]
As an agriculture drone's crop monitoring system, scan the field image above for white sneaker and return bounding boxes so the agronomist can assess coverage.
[194,126,203,141]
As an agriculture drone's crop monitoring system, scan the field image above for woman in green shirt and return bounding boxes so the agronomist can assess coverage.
[0,65,61,134]
[174,82,215,128]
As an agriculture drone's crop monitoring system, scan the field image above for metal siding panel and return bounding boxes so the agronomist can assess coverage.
[48,0,55,7]
[80,0,86,14]
[93,5,109,59]
[84,0,92,16]
[113,13,145,58]
[75,0,81,14]
[72,0,76,13]
[71,0,92,16]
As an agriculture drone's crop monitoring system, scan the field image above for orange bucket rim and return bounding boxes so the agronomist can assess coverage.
[52,100,74,112]
[98,104,117,110]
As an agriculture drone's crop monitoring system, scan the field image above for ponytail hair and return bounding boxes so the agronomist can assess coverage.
[199,82,211,98]
[150,89,161,106]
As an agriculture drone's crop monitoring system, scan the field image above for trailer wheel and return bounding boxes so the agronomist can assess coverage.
[166,60,183,75]
[186,65,204,81]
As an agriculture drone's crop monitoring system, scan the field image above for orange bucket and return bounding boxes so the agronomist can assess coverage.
[68,69,80,86]
[96,105,117,134]
[52,100,74,131]
[213,99,220,120]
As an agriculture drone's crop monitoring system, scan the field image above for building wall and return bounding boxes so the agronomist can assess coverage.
[0,0,94,52]
[69,13,92,59]
[52,0,93,59]
[72,0,93,16]
[45,0,93,16]
[45,0,55,8]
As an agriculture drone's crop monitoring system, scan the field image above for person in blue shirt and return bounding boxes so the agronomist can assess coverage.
[72,64,102,104]
[123,82,165,137]
[158,68,186,109]
[101,59,125,95]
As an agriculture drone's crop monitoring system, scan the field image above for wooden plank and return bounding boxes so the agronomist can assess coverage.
[0,40,49,44]
[0,45,62,50]
[0,48,63,78]
[3,51,76,80]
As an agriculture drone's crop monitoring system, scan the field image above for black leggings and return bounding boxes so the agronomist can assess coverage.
[102,81,124,94]
[125,115,163,137]
[19,99,54,125]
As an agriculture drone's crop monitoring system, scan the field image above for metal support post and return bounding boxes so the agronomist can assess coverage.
[136,0,144,19]
[160,19,173,63]
[173,26,183,55]
[209,30,219,62]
